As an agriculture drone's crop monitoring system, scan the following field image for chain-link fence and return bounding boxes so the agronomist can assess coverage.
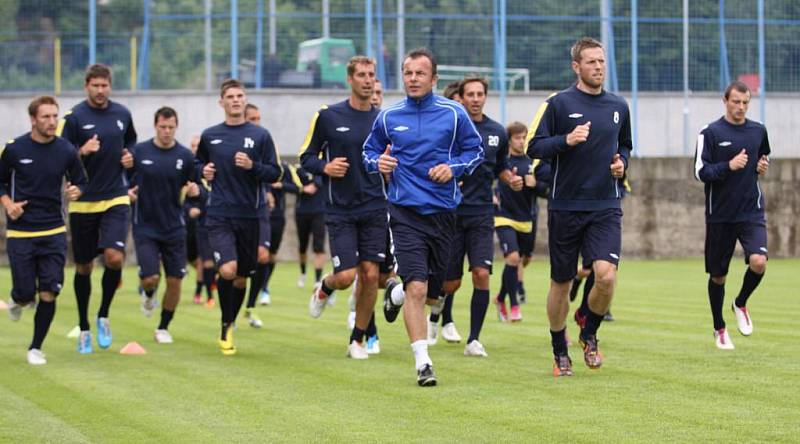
[1,0,797,94]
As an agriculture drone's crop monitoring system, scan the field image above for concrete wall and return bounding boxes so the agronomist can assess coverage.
[1,89,799,158]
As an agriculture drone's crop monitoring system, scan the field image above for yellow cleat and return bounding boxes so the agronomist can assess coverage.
[218,324,236,355]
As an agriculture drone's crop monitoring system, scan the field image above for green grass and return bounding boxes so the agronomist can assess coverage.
[0,259,798,443]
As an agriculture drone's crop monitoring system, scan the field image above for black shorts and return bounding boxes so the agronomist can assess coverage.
[258,212,272,251]
[69,204,130,264]
[326,209,389,273]
[7,233,67,303]
[389,204,455,299]
[195,221,213,262]
[186,218,199,263]
[296,212,326,254]
[446,213,494,280]
[269,216,286,255]
[206,215,259,277]
[548,208,622,283]
[496,226,535,258]
[705,221,768,277]
[134,231,187,279]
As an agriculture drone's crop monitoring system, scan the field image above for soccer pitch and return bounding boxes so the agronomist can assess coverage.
[0,258,797,443]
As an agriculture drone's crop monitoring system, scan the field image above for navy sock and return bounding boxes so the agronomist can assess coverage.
[314,268,323,283]
[145,288,155,298]
[203,267,216,299]
[468,289,490,343]
[263,262,275,290]
[441,293,454,325]
[320,279,335,298]
[158,309,174,330]
[30,299,56,350]
[232,285,246,320]
[550,328,568,356]
[503,265,518,306]
[708,278,726,330]
[366,312,378,338]
[579,272,595,317]
[350,327,366,344]
[248,263,268,308]
[569,277,583,301]
[97,267,121,318]
[194,281,203,295]
[581,308,604,339]
[300,262,307,275]
[217,278,234,323]
[74,272,91,331]
[735,268,764,308]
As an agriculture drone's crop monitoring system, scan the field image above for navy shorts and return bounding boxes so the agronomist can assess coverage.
[326,208,389,273]
[258,212,272,251]
[206,215,259,277]
[7,233,67,303]
[69,204,130,264]
[389,204,455,299]
[269,216,286,255]
[380,229,395,274]
[496,226,536,258]
[446,213,494,280]
[195,221,213,261]
[548,208,622,283]
[296,212,326,254]
[185,218,199,263]
[705,221,768,277]
[134,231,187,279]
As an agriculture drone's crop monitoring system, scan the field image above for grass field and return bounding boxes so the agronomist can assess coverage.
[0,258,798,443]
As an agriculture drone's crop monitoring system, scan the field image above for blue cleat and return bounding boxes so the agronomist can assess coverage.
[77,330,93,354]
[96,317,112,349]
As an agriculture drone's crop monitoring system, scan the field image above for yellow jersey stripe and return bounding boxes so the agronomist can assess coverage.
[68,195,130,213]
[297,106,327,158]
[7,226,67,238]
[288,164,303,189]
[525,92,557,148]
[494,217,533,233]
[56,118,66,137]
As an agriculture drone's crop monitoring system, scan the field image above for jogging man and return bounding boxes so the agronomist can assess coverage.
[300,55,386,360]
[294,166,326,289]
[434,76,521,358]
[1,96,87,365]
[364,48,484,385]
[197,78,283,355]
[694,80,770,349]
[129,107,198,344]
[528,37,632,376]
[58,63,137,353]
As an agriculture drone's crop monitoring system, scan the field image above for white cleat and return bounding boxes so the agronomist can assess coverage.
[8,300,34,322]
[297,274,306,288]
[347,311,356,330]
[326,293,337,307]
[154,329,174,344]
[732,304,753,336]
[464,340,488,357]
[347,340,369,360]
[140,294,157,318]
[27,348,47,365]
[258,289,271,306]
[366,335,381,354]
[309,278,329,319]
[441,322,462,343]
[427,321,439,345]
[714,328,735,350]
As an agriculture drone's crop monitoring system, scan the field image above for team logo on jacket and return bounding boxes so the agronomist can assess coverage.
[243,137,255,149]
[142,159,154,165]
[393,125,409,132]
[568,113,583,119]
[82,124,95,130]
[117,120,124,131]
[335,127,350,132]
[487,135,500,147]
[210,139,223,145]
[613,111,619,124]
[719,141,732,147]
[20,158,33,164]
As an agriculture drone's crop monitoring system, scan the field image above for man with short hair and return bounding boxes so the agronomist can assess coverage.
[58,64,137,353]
[442,81,461,102]
[129,107,199,344]
[694,80,770,349]
[364,48,484,385]
[300,55,386,360]
[528,37,632,376]
[1,96,86,364]
[197,79,282,355]
[433,76,522,358]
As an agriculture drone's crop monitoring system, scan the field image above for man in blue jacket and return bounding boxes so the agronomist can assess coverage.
[694,81,770,350]
[363,48,484,386]
[528,37,632,377]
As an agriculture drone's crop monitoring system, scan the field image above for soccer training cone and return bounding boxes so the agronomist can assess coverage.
[120,342,147,355]
[67,326,81,338]
[0,300,7,310]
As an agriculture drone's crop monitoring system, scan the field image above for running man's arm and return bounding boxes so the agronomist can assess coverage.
[66,149,88,195]
[298,107,329,175]
[447,111,484,178]
[694,127,730,182]
[250,131,283,183]
[526,96,570,160]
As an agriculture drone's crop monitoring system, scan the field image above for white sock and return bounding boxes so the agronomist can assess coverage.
[391,284,405,306]
[411,340,432,370]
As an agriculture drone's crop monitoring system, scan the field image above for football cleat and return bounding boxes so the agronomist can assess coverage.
[579,335,603,369]
[731,304,753,336]
[417,363,437,387]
